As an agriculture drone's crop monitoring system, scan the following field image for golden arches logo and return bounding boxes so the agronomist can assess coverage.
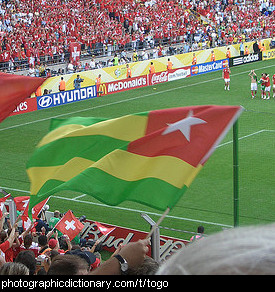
[97,83,107,96]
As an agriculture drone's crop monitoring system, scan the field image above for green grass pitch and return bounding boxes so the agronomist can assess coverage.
[0,59,274,240]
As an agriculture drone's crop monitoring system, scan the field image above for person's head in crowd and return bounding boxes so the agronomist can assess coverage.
[127,256,159,275]
[15,250,36,275]
[197,226,204,234]
[54,210,60,218]
[0,255,5,268]
[0,262,29,275]
[66,249,100,271]
[48,238,58,250]
[0,230,7,243]
[47,254,90,275]
[157,223,275,275]
[38,234,48,249]
[49,249,59,261]
[24,234,33,249]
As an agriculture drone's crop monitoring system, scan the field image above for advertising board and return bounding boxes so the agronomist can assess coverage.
[36,85,97,110]
[191,59,229,76]
[148,66,191,86]
[229,52,262,67]
[104,75,148,95]
[263,49,275,60]
[9,97,37,117]
[81,219,188,262]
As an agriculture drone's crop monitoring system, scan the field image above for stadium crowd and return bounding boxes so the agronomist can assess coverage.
[0,0,274,72]
[2,203,275,275]
[0,208,157,275]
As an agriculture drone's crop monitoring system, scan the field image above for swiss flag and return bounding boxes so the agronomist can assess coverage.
[2,51,11,62]
[0,194,11,217]
[55,210,84,241]
[14,196,30,212]
[21,198,49,230]
[67,19,78,37]
[69,42,81,63]
[0,72,45,123]
[95,222,116,236]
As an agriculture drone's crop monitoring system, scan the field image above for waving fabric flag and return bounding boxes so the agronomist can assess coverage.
[21,197,49,230]
[27,105,243,212]
[14,196,30,212]
[95,222,116,236]
[0,72,45,123]
[0,194,11,217]
[69,42,81,64]
[54,210,84,241]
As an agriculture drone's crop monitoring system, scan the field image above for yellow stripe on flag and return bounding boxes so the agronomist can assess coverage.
[37,114,148,148]
[27,157,95,195]
[27,150,202,195]
[93,150,202,188]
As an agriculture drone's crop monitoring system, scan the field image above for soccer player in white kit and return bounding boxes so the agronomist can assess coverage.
[248,70,257,99]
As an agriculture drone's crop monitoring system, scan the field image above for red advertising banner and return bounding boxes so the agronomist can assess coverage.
[101,75,148,96]
[149,66,191,86]
[9,97,37,117]
[81,219,188,261]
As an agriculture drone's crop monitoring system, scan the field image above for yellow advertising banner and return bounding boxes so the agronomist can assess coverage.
[263,49,275,60]
[37,38,271,96]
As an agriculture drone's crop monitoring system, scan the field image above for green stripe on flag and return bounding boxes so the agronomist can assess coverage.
[49,116,107,131]
[30,167,188,211]
[27,135,129,168]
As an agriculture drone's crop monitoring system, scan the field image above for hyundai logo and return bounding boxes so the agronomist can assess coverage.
[38,95,53,108]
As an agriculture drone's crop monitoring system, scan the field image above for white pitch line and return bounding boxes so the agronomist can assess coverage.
[0,185,232,228]
[217,129,275,148]
[1,128,273,228]
[1,63,275,133]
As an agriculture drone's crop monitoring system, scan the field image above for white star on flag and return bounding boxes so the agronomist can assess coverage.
[162,110,207,141]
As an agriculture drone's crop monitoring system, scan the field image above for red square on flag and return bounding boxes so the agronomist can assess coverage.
[55,210,84,241]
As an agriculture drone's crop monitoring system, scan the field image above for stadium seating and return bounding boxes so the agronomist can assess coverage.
[0,0,274,72]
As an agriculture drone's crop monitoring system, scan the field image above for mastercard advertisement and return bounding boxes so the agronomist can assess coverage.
[191,59,229,76]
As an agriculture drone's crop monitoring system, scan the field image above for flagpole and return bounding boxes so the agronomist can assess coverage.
[233,120,239,227]
[146,207,170,239]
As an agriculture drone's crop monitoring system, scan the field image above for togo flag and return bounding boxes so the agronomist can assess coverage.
[27,105,243,211]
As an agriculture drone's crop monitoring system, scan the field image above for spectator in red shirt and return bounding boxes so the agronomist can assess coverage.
[0,214,20,262]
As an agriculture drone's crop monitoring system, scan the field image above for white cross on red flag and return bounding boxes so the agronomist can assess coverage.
[69,42,81,63]
[54,210,84,241]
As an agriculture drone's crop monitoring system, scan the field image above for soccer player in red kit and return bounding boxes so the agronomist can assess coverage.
[263,73,271,100]
[273,74,275,98]
[222,65,231,91]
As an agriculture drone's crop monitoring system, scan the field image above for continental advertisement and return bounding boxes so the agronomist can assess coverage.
[263,48,275,60]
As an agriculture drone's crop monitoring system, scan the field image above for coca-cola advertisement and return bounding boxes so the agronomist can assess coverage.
[9,97,38,117]
[149,66,191,86]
